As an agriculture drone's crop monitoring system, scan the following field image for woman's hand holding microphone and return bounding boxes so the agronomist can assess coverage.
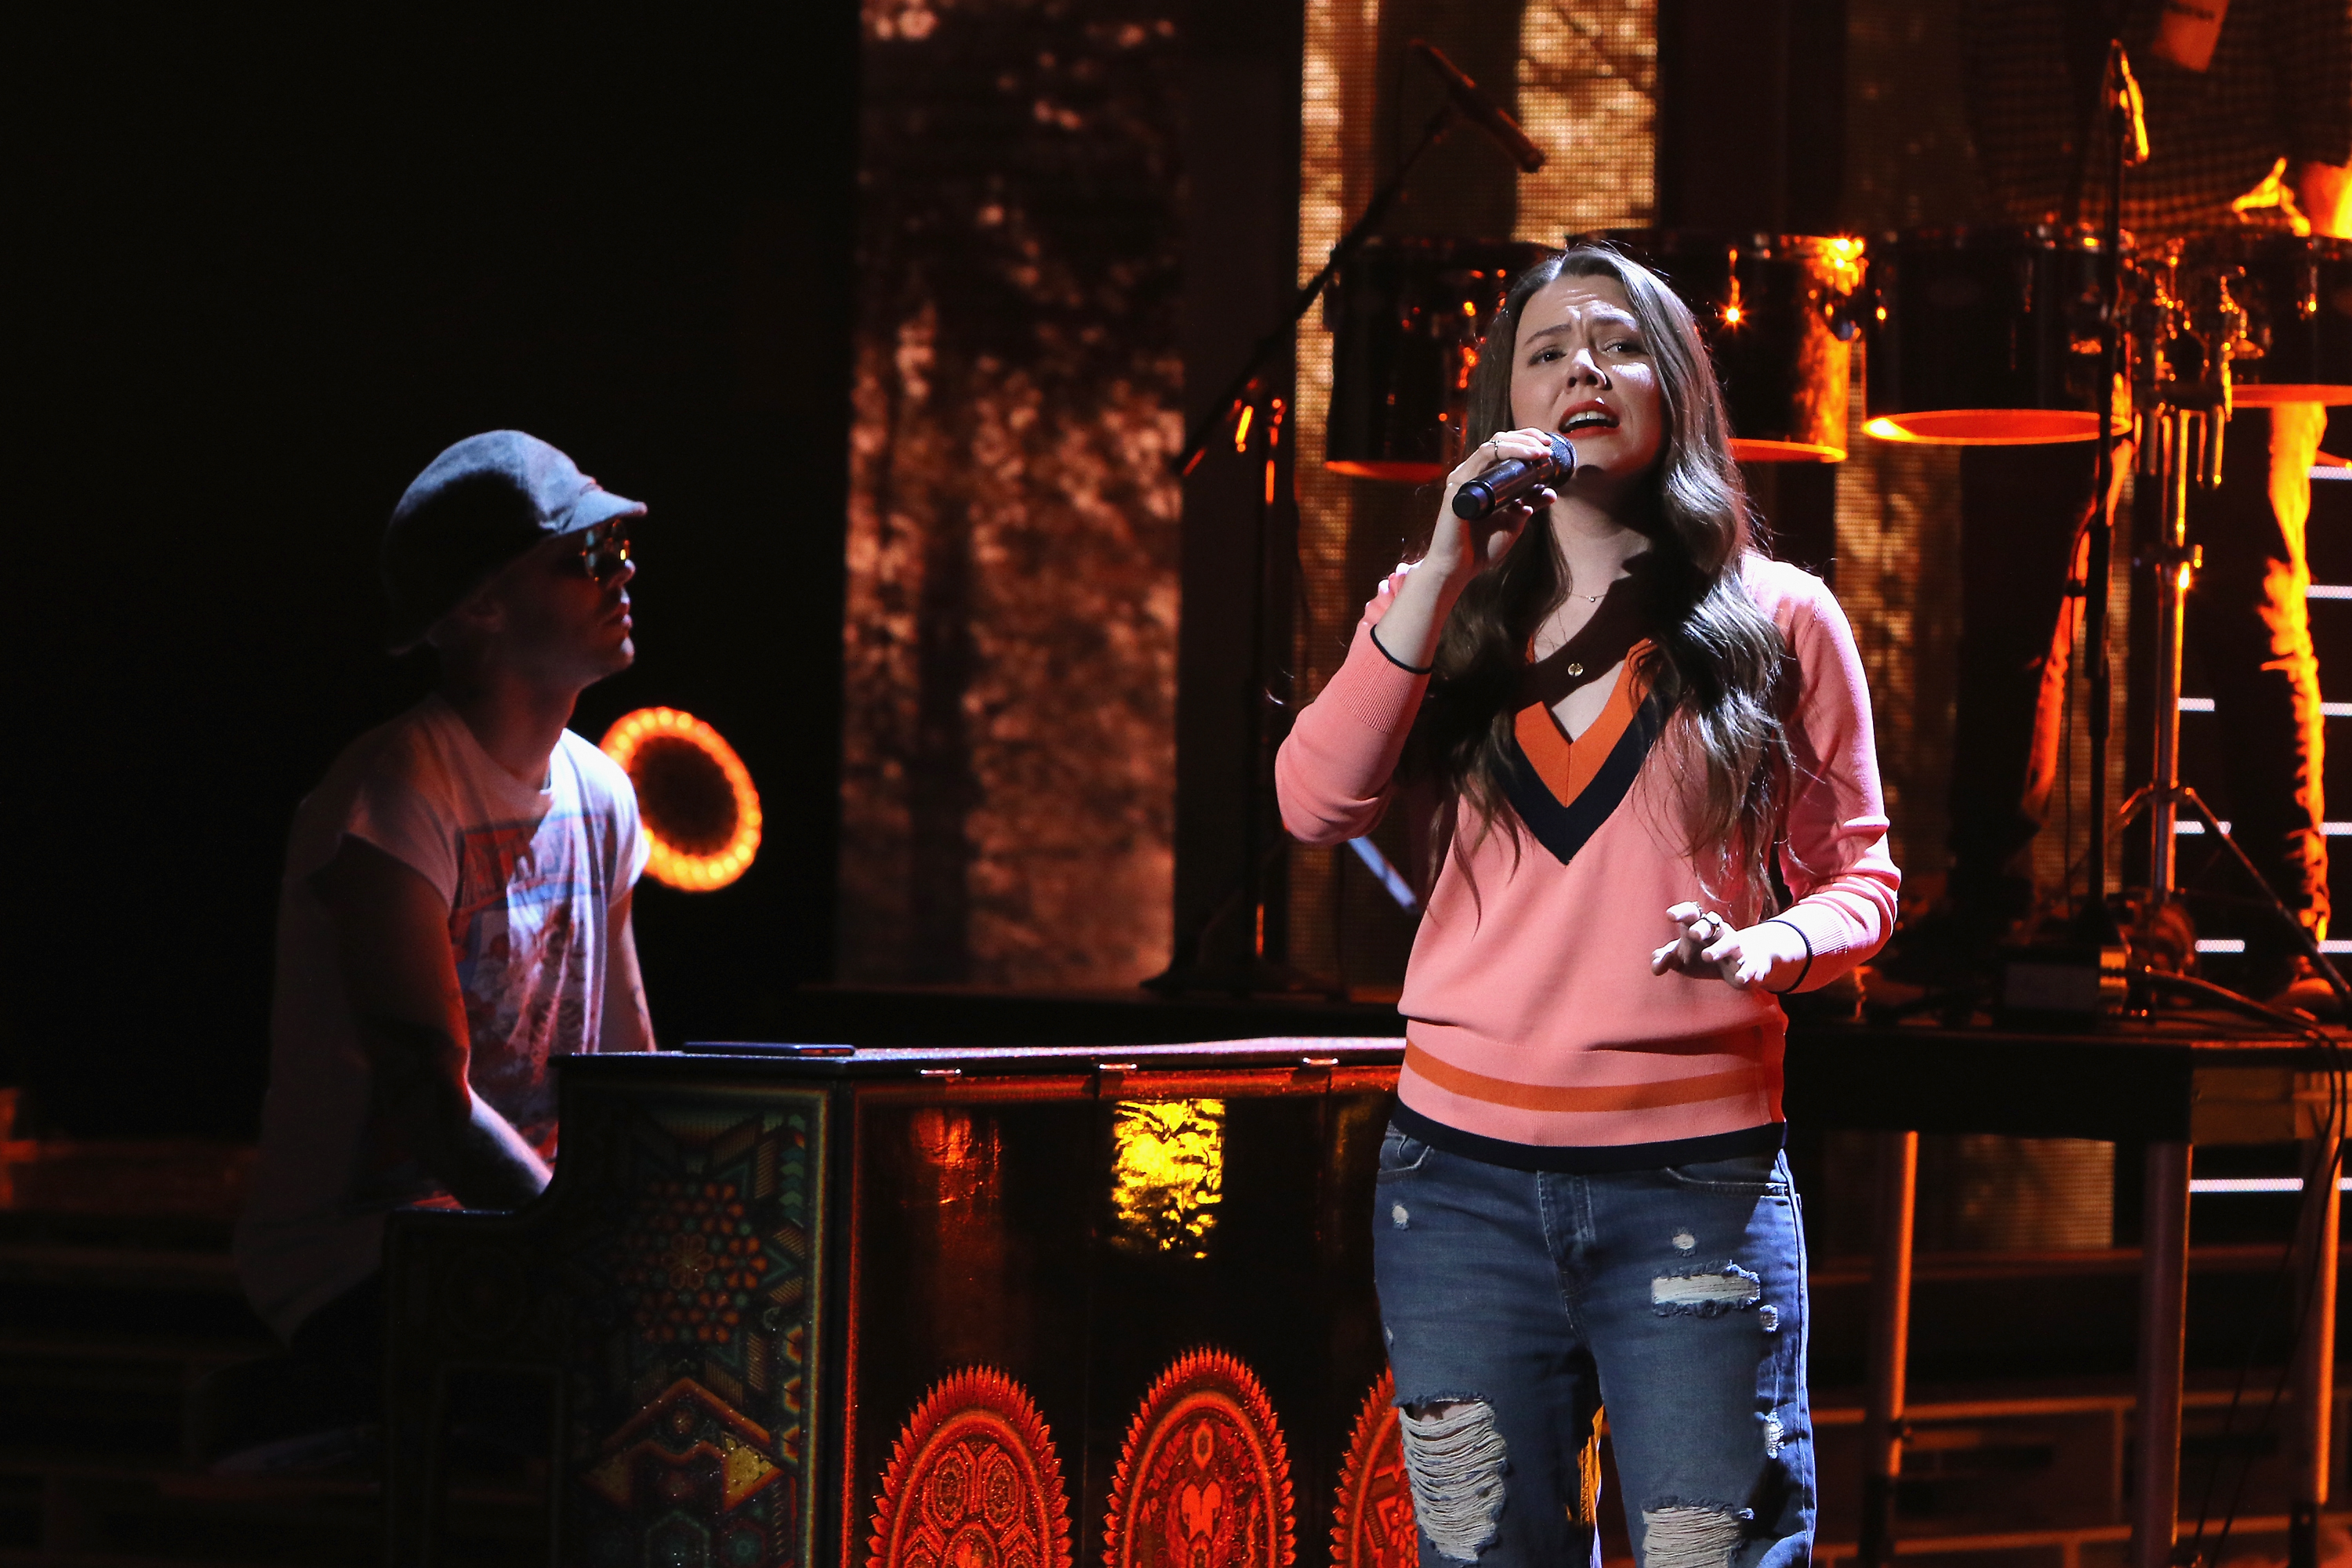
[1372,429,1566,671]
[1425,428,1566,589]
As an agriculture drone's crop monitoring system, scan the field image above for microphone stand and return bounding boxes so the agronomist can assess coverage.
[1149,95,1479,998]
[2067,42,2139,993]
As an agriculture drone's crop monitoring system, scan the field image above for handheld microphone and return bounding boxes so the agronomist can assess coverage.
[1452,434,1575,520]
[1410,41,1546,174]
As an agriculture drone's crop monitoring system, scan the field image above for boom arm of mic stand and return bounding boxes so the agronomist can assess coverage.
[1171,102,1460,478]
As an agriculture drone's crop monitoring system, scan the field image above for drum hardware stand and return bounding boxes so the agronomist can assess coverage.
[2110,256,2352,1016]
[2130,241,2227,908]
[2104,231,2352,1568]
[2074,57,2351,1015]
[1149,53,1544,997]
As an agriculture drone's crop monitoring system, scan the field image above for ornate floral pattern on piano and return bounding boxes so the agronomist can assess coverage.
[1330,1370,1415,1568]
[619,1178,774,1345]
[866,1367,1072,1568]
[1105,1348,1294,1568]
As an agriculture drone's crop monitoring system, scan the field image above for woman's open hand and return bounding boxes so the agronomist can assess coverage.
[1425,428,1560,592]
[1650,902,1808,992]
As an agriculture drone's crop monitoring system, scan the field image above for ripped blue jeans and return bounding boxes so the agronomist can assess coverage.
[1372,1125,1813,1568]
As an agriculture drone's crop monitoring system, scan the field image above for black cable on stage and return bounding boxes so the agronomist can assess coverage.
[2175,989,2347,1561]
[2200,1111,2340,1562]
[2185,1003,2336,1534]
[2100,758,2352,1554]
[2205,1040,2343,1562]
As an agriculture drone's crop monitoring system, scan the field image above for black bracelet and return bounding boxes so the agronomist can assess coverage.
[1763,918,1813,994]
[1368,622,1435,676]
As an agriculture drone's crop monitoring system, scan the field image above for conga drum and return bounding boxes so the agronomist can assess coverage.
[1323,238,1559,482]
[1592,230,1867,461]
[1864,225,2134,443]
[2161,231,2352,406]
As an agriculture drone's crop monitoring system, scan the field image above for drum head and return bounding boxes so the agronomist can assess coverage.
[1326,459,1456,481]
[2234,384,2352,408]
[1864,409,2111,444]
[2165,233,2352,406]
[1864,227,2124,445]
[1730,437,1849,460]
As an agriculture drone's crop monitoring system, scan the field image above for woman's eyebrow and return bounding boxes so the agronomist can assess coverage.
[1522,314,1642,345]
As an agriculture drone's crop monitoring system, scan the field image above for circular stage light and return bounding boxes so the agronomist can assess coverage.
[599,707,762,891]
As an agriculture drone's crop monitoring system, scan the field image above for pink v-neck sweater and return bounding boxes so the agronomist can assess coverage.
[1276,554,1900,1149]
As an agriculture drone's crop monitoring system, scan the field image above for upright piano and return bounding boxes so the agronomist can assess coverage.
[384,1040,1414,1568]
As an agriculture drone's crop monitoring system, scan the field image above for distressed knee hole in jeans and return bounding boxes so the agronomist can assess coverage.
[1397,1399,1508,1561]
[1640,1500,1752,1568]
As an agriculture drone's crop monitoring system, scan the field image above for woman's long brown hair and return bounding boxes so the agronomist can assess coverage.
[1402,244,1796,916]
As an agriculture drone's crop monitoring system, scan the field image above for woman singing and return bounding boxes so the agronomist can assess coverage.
[1276,245,1899,1563]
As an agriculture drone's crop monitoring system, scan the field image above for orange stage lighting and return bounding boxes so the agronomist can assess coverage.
[599,707,763,891]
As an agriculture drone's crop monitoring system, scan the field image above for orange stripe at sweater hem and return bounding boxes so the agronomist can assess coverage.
[1402,1040,1767,1113]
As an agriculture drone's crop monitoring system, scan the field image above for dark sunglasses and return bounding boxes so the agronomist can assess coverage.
[574,520,633,582]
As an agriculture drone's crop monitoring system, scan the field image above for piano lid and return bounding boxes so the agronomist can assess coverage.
[558,1036,1406,1079]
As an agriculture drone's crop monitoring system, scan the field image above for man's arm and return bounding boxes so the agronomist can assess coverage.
[2293,162,2351,238]
[601,889,656,1053]
[310,835,552,1208]
[2274,0,2350,238]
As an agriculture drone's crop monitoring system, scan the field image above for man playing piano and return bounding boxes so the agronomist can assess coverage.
[231,431,655,1451]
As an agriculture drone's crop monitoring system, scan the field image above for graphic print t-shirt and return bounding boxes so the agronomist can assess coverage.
[235,695,648,1338]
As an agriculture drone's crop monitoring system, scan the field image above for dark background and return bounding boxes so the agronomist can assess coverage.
[8,2,1844,1138]
[12,9,862,1135]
